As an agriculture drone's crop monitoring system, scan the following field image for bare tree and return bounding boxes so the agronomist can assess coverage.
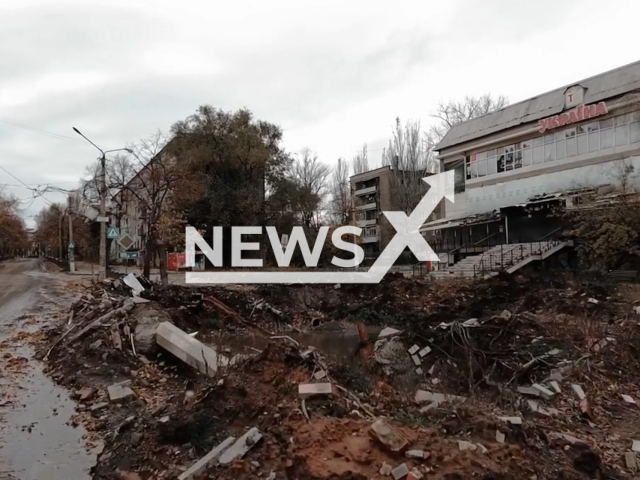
[381,118,433,214]
[430,94,509,143]
[351,144,369,175]
[329,158,352,225]
[291,148,331,229]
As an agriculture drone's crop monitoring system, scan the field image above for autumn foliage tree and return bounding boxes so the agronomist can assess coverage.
[0,192,27,254]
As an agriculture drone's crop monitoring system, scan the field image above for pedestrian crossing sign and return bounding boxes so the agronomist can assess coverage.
[107,227,119,239]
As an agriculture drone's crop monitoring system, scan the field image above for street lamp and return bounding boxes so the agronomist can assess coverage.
[73,127,132,281]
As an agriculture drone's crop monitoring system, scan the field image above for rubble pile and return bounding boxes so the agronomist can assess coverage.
[35,272,640,479]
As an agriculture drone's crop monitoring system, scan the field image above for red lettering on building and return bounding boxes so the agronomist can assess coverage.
[539,102,608,133]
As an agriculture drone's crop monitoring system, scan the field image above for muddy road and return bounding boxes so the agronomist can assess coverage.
[0,259,94,480]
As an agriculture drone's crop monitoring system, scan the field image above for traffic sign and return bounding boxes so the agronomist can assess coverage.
[118,234,135,250]
[120,251,139,259]
[107,227,119,239]
[96,216,109,223]
[68,242,75,250]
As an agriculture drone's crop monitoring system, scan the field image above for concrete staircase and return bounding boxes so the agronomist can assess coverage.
[430,241,569,279]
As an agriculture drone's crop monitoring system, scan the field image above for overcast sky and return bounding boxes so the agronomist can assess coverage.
[1,0,639,228]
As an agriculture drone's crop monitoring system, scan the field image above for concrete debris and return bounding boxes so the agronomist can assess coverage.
[499,310,512,321]
[549,371,563,382]
[374,336,412,374]
[547,348,561,356]
[369,419,408,453]
[579,398,594,421]
[415,368,423,375]
[267,471,276,480]
[298,383,332,398]
[462,318,480,327]
[333,284,340,289]
[634,306,640,315]
[378,327,401,338]
[131,297,150,304]
[477,443,488,454]
[177,436,236,480]
[622,394,636,404]
[313,370,327,380]
[408,345,420,355]
[518,386,541,397]
[532,383,555,400]
[123,274,145,295]
[632,440,640,452]
[391,463,410,480]
[405,449,425,459]
[571,384,586,400]
[156,322,220,377]
[379,462,393,476]
[496,431,505,443]
[107,380,135,402]
[218,428,263,465]
[458,440,477,452]
[90,402,108,412]
[77,387,95,402]
[625,452,637,472]
[418,346,431,357]
[498,416,522,425]
[549,381,561,393]
[411,355,421,366]
[587,297,599,304]
[407,469,423,480]
[549,432,588,446]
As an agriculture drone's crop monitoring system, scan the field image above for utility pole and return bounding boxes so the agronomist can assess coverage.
[68,201,75,273]
[58,211,63,261]
[72,127,131,281]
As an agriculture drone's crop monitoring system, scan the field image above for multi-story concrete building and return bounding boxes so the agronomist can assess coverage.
[421,59,640,270]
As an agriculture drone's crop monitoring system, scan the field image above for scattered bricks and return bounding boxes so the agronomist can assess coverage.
[549,381,561,393]
[298,383,332,398]
[177,436,235,480]
[107,381,135,402]
[418,346,431,357]
[408,345,420,355]
[532,383,555,400]
[405,450,425,459]
[369,419,408,453]
[517,386,540,397]
[625,452,637,472]
[622,394,636,404]
[458,440,477,452]
[391,463,410,480]
[313,370,327,380]
[218,428,262,465]
[498,416,522,425]
[632,440,640,452]
[411,355,421,366]
[379,462,393,476]
[496,431,506,443]
[571,384,586,400]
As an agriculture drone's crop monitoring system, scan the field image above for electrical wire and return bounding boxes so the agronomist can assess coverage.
[0,118,82,144]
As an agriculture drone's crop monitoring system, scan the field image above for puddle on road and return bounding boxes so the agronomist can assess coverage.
[0,276,94,480]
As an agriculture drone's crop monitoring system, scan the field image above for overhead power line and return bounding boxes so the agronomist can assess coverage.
[0,118,82,144]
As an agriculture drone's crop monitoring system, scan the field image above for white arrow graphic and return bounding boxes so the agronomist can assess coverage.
[186,170,453,284]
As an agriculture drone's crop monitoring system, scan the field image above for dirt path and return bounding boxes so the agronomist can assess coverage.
[0,259,95,480]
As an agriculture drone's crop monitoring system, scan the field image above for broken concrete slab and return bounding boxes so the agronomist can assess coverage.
[496,431,505,443]
[622,394,636,404]
[418,346,431,357]
[313,370,327,380]
[415,368,423,375]
[156,322,219,377]
[408,345,419,355]
[549,371,563,382]
[415,390,465,405]
[548,432,587,446]
[298,383,332,398]
[532,383,555,400]
[571,384,586,400]
[369,419,408,453]
[123,273,145,295]
[107,381,135,402]
[131,297,150,304]
[218,427,262,465]
[218,428,262,465]
[476,443,488,454]
[632,440,640,452]
[517,386,540,397]
[405,450,425,459]
[625,452,637,472]
[391,463,410,480]
[407,469,423,480]
[411,355,421,366]
[378,327,401,338]
[178,436,236,480]
[90,402,108,412]
[549,381,561,393]
[458,440,477,452]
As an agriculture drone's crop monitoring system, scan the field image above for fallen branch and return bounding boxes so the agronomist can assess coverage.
[66,309,117,344]
[43,323,78,361]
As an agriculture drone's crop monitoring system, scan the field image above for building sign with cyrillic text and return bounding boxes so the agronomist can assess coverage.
[538,101,608,133]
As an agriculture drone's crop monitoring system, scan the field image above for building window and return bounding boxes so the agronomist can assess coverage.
[466,110,637,182]
[447,158,465,193]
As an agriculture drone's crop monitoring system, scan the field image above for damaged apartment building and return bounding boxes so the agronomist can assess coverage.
[419,59,640,276]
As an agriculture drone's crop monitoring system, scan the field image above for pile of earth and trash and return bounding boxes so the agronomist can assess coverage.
[35,270,640,479]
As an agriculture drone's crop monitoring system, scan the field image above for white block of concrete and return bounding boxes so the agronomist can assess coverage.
[178,436,235,480]
[496,430,505,443]
[156,322,219,376]
[411,355,421,366]
[418,346,431,357]
[549,381,561,393]
[571,384,586,400]
[622,394,636,404]
[532,383,555,400]
[218,428,263,465]
[107,381,135,401]
[498,416,522,425]
[633,439,640,452]
[298,383,332,398]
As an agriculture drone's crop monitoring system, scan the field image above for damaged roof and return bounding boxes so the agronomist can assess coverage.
[436,59,640,152]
